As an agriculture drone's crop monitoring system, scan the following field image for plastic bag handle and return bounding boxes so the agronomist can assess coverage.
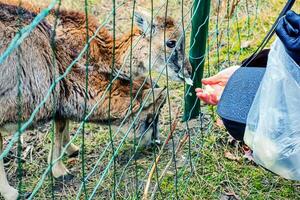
[241,0,296,67]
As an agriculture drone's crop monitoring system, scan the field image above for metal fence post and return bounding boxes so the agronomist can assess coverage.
[183,0,211,121]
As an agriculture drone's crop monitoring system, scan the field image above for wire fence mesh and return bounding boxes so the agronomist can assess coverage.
[0,0,299,199]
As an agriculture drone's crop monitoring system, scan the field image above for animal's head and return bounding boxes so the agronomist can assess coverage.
[133,12,193,84]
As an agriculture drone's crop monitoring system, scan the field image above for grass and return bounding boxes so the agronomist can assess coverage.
[2,0,300,199]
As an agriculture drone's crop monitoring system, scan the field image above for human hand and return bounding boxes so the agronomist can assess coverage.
[276,10,300,64]
[195,65,239,105]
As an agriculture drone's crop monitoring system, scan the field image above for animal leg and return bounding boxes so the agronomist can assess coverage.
[0,133,18,200]
[61,120,79,158]
[48,119,73,181]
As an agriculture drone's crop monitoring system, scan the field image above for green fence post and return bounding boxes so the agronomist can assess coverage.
[183,0,211,121]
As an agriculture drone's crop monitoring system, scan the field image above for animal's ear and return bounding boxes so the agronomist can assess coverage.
[134,12,153,36]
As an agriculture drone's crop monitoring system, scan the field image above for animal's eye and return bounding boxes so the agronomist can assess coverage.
[166,40,176,48]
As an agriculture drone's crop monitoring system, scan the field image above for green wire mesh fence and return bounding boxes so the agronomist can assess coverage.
[0,0,296,199]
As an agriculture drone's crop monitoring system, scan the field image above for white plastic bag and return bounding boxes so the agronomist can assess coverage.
[244,38,300,180]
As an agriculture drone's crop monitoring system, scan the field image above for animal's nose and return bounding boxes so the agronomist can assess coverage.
[166,40,176,48]
[183,58,192,76]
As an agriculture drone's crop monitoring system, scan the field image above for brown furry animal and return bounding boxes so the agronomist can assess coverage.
[0,0,41,13]
[1,0,193,82]
[54,10,192,80]
[0,3,166,200]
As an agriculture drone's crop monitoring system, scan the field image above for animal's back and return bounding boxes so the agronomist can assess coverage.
[0,3,60,126]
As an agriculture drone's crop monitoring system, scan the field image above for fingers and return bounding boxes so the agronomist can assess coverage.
[195,89,218,105]
[202,66,239,86]
[276,15,300,54]
[195,88,203,93]
[285,10,300,30]
[201,93,218,105]
[201,74,223,85]
[276,17,290,42]
[285,19,299,37]
[210,94,219,105]
[276,10,300,41]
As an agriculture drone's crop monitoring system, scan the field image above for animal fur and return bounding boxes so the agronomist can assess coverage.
[0,3,166,200]
[0,0,192,80]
